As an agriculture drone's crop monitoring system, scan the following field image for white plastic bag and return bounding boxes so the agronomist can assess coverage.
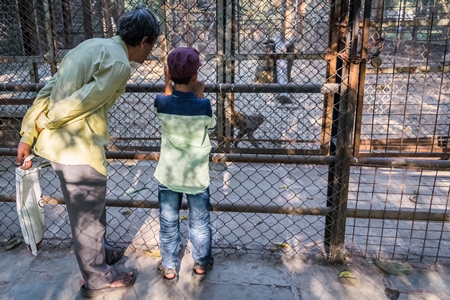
[15,155,46,255]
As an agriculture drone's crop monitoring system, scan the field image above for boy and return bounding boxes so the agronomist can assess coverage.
[154,47,216,285]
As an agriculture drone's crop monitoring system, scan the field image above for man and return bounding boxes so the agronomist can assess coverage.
[16,7,160,298]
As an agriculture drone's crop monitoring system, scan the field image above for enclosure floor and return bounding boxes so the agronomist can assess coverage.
[2,244,450,300]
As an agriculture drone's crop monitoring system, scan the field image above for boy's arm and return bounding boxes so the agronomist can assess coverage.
[193,80,204,98]
[164,66,172,96]
[207,110,217,129]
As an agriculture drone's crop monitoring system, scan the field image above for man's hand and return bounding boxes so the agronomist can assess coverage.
[16,142,33,170]
[36,112,44,133]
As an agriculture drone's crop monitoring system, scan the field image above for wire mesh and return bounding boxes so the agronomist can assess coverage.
[0,0,449,264]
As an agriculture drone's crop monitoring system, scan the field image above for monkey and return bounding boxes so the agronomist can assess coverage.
[230,111,265,148]
[210,111,265,148]
[368,37,385,59]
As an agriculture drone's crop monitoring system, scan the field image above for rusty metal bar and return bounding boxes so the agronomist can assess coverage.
[0,83,323,93]
[324,0,352,262]
[371,19,450,28]
[0,98,34,105]
[17,0,39,56]
[0,194,329,216]
[3,147,449,169]
[346,208,450,222]
[1,194,449,222]
[81,0,93,39]
[43,0,57,75]
[358,152,450,159]
[0,148,335,165]
[101,0,113,37]
[61,0,73,47]
[366,65,450,74]
[353,0,372,157]
[353,157,450,170]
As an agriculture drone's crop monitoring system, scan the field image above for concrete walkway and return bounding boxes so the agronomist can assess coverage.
[1,243,450,300]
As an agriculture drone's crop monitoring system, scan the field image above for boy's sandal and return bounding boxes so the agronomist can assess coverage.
[192,257,214,282]
[157,260,178,286]
[80,271,136,298]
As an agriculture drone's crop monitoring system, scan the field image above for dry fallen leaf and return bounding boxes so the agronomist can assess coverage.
[266,242,291,252]
[5,237,22,250]
[338,270,359,286]
[179,215,188,220]
[144,250,161,257]
[124,187,148,196]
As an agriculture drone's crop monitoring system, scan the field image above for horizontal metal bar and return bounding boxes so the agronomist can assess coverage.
[366,65,450,74]
[371,18,449,28]
[0,194,329,215]
[0,98,34,105]
[0,83,324,94]
[0,148,326,160]
[347,208,450,222]
[352,157,450,170]
[358,152,450,159]
[1,194,449,221]
[3,148,450,169]
[127,83,324,93]
[203,53,327,61]
[0,52,327,64]
[4,147,450,169]
[107,151,336,165]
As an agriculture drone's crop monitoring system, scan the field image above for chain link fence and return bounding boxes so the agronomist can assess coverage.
[1,0,449,264]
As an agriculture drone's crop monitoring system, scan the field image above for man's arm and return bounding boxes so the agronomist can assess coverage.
[19,74,58,146]
[17,74,59,168]
[36,61,130,130]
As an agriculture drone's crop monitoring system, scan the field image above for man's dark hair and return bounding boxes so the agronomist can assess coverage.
[116,7,160,46]
[171,76,192,85]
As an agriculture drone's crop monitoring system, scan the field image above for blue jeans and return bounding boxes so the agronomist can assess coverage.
[158,185,212,270]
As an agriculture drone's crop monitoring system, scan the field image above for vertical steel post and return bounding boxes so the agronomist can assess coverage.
[353,0,372,156]
[155,0,168,62]
[325,0,361,262]
[81,0,93,39]
[17,0,39,56]
[102,0,113,37]
[216,0,235,149]
[43,0,57,75]
[61,0,73,47]
[224,0,236,148]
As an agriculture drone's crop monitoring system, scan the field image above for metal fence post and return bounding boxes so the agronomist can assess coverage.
[43,0,57,75]
[325,0,361,262]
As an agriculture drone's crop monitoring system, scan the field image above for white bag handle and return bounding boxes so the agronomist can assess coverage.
[21,154,35,166]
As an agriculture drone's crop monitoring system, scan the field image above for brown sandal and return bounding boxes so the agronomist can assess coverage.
[157,260,178,286]
[192,257,214,282]
[79,271,136,298]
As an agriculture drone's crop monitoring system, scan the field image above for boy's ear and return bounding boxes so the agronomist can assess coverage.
[191,73,198,82]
